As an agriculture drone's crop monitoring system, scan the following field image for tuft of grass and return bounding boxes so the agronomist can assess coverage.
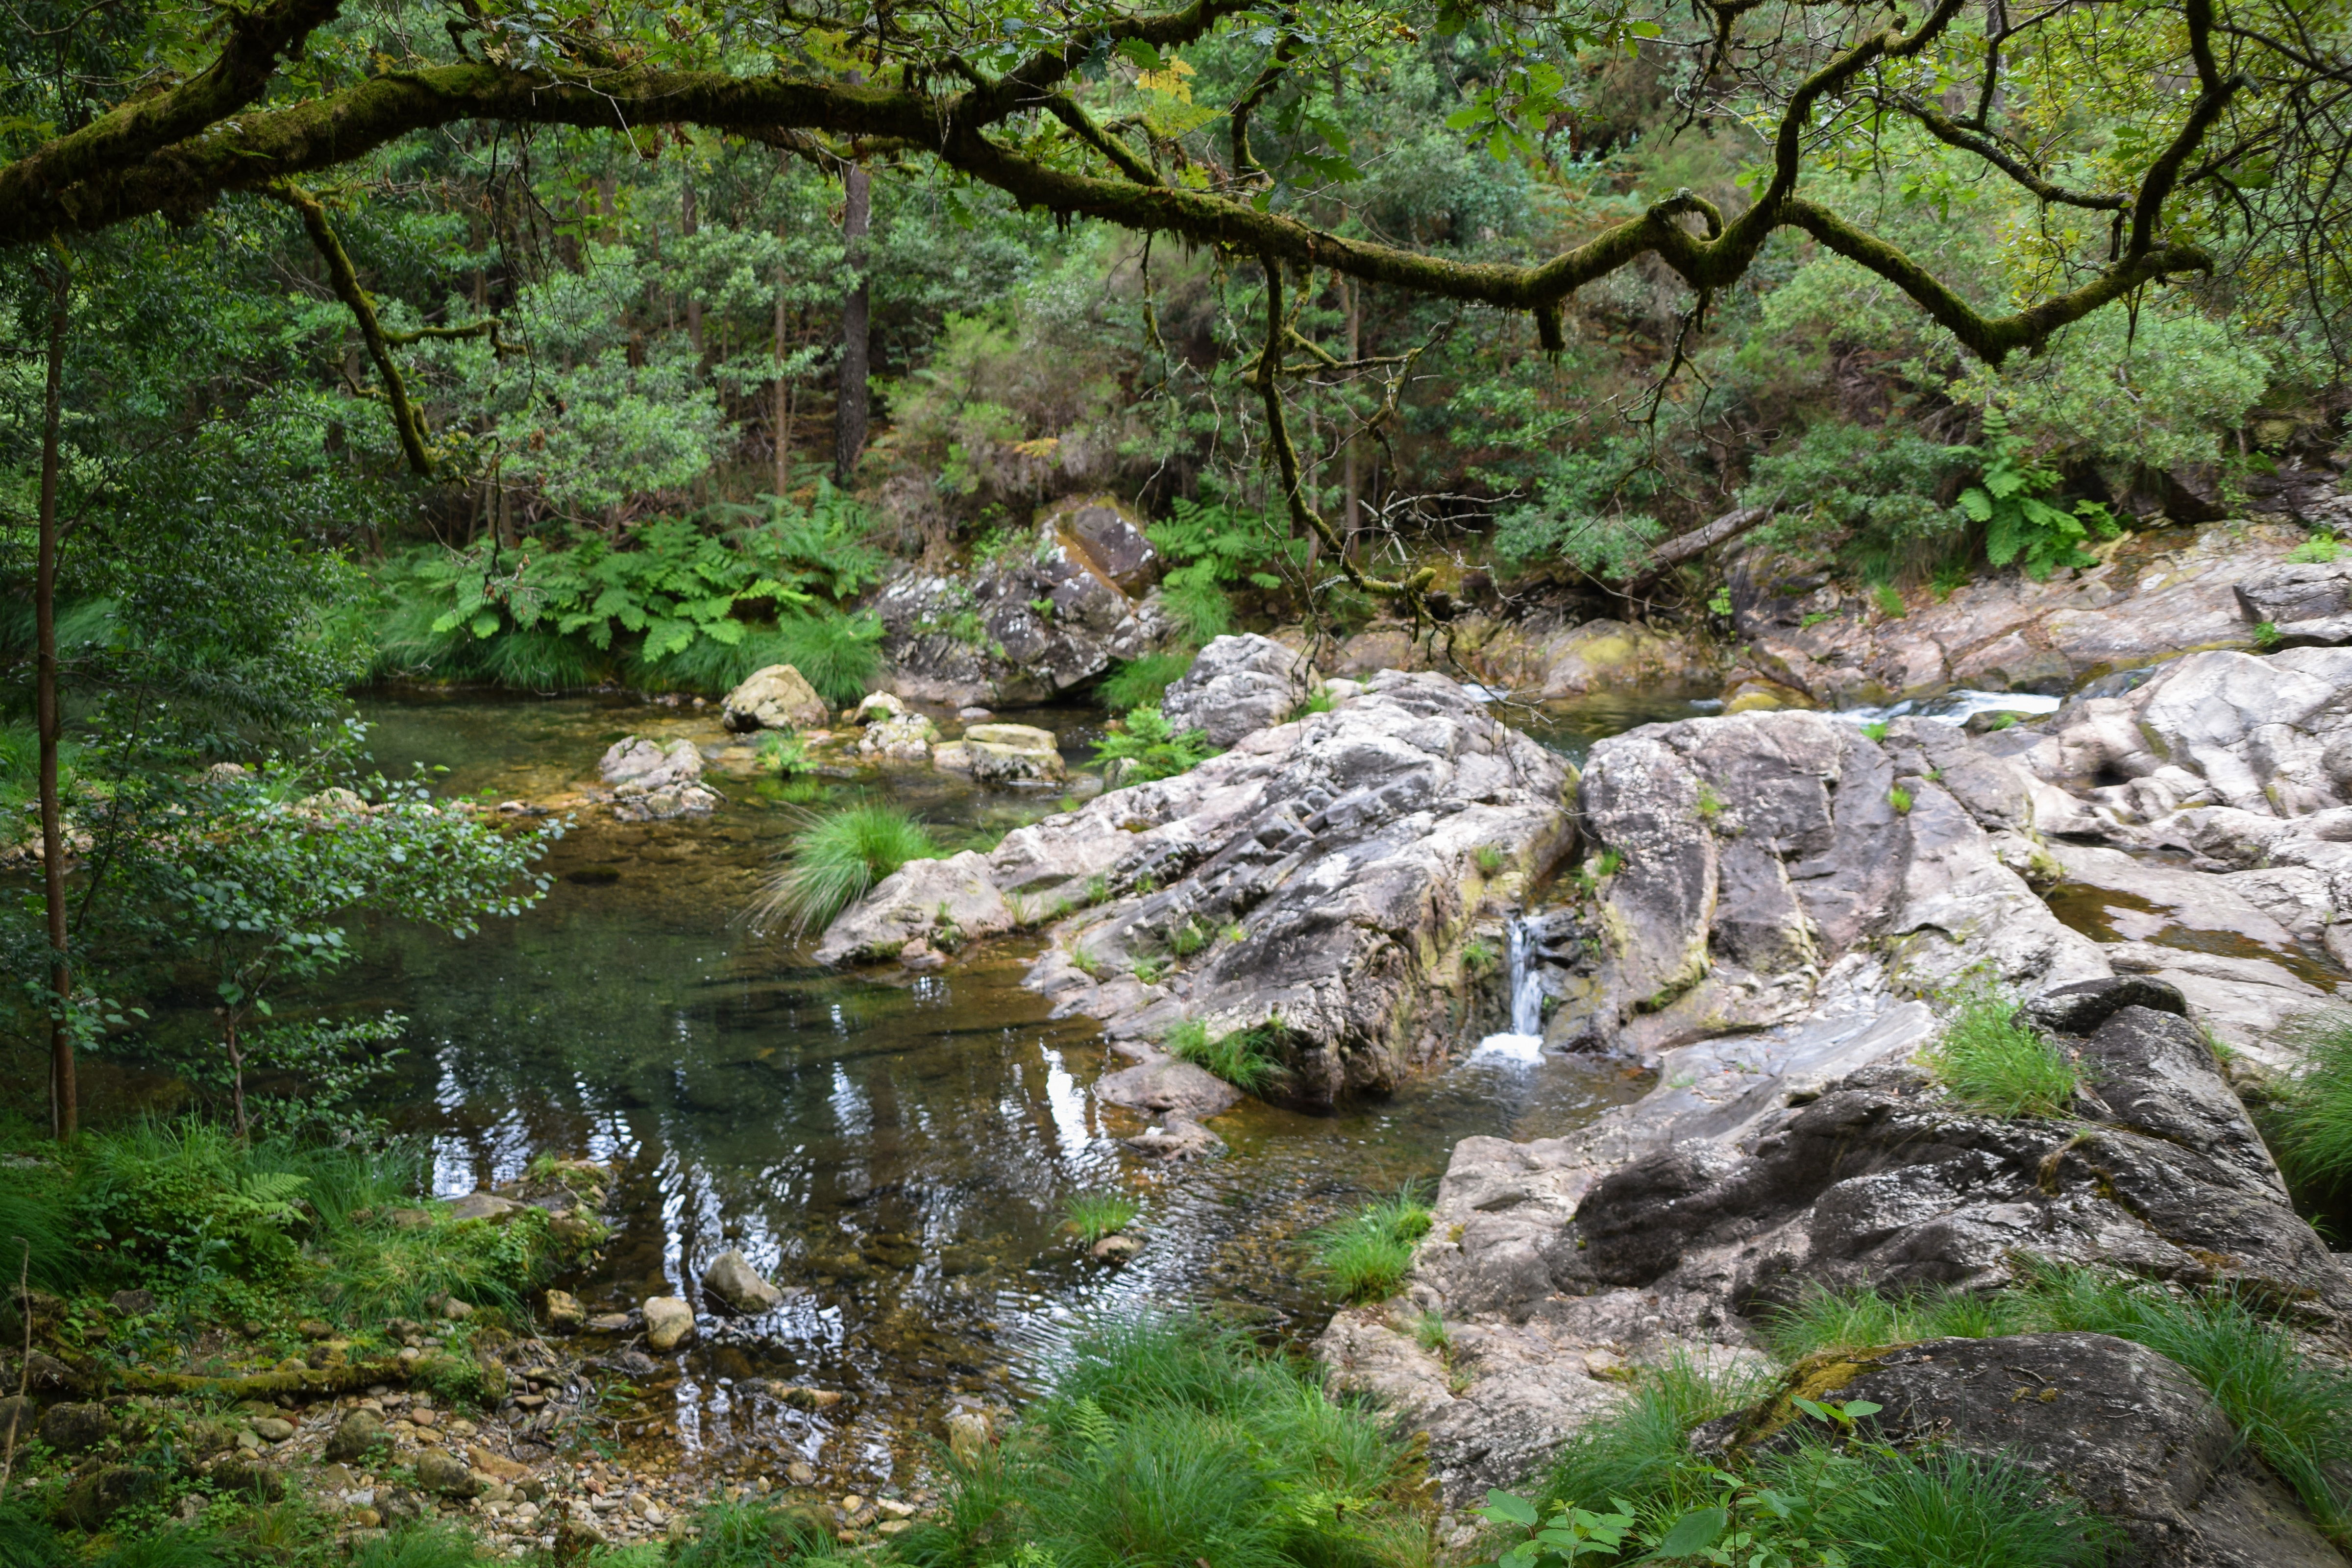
[669,1498,845,1568]
[1793,1443,2107,1568]
[1926,987,2078,1118]
[1131,954,1171,986]
[2266,1007,2352,1207]
[1694,783,1725,821]
[1760,1282,2037,1361]
[763,609,885,706]
[1474,844,1507,877]
[2255,619,2284,651]
[758,803,940,933]
[1889,784,1913,813]
[1461,937,1498,976]
[1063,1190,1143,1244]
[1165,1019,1283,1096]
[1098,652,1196,712]
[1307,1183,1433,1303]
[1873,582,1909,619]
[2288,533,2342,564]
[1571,847,1623,895]
[1861,720,1891,742]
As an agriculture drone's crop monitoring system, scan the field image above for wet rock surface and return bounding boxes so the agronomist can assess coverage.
[1159,633,1317,747]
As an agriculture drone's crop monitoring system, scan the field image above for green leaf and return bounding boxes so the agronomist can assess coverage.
[468,609,502,639]
[1957,487,1994,523]
[1643,1506,1726,1559]
[1480,1490,1539,1527]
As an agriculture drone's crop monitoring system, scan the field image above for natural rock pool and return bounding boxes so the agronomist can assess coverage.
[336,688,1700,1492]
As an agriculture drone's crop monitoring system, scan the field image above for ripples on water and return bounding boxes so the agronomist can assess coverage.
[324,690,1669,1485]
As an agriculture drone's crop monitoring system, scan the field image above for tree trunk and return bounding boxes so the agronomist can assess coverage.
[835,158,871,489]
[682,175,703,355]
[1342,277,1362,554]
[774,263,791,498]
[35,255,72,1141]
[222,1011,248,1140]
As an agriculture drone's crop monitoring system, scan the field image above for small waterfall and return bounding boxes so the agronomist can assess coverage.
[1471,914,1545,1064]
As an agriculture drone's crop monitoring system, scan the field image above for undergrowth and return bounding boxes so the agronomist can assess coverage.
[1096,652,1194,713]
[759,803,940,933]
[1062,1190,1142,1244]
[894,1314,1429,1568]
[2267,1007,2352,1213]
[1307,1183,1433,1304]
[1762,1269,2352,1544]
[1091,706,1215,787]
[1514,1358,2107,1568]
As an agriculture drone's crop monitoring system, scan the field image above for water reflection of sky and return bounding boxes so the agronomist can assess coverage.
[341,689,1647,1487]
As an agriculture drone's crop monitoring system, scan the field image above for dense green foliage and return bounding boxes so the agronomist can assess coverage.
[2268,1008,2352,1209]
[1090,708,1216,788]
[1,1118,597,1319]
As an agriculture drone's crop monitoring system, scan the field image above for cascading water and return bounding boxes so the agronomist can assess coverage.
[1470,913,1546,1063]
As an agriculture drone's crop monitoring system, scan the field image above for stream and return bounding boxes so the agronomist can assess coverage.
[336,688,1702,1492]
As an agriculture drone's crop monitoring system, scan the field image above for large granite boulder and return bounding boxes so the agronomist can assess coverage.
[1548,710,2106,1056]
[1322,974,2352,1505]
[721,664,828,732]
[1158,634,1316,747]
[876,497,1177,707]
[818,668,1572,1103]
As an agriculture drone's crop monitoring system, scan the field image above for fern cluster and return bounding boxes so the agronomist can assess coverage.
[1145,498,1305,643]
[1955,417,2119,581]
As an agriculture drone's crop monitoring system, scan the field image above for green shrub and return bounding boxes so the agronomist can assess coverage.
[1063,1191,1142,1244]
[2288,533,2342,564]
[759,803,940,932]
[1146,499,1302,644]
[1091,706,1215,787]
[1165,1019,1282,1096]
[1098,652,1195,712]
[1926,988,2078,1117]
[1954,417,2120,581]
[2266,1008,2352,1205]
[901,1315,1424,1568]
[1307,1183,1433,1303]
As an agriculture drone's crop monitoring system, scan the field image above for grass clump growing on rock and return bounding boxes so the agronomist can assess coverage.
[1926,988,2078,1118]
[2266,1007,2352,1209]
[1165,1019,1282,1095]
[1062,1190,1142,1244]
[1307,1183,1434,1303]
[760,803,939,932]
[1758,1270,2352,1546]
[897,1314,1430,1568]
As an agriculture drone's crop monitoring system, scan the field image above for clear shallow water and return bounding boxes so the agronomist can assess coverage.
[342,689,1650,1489]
